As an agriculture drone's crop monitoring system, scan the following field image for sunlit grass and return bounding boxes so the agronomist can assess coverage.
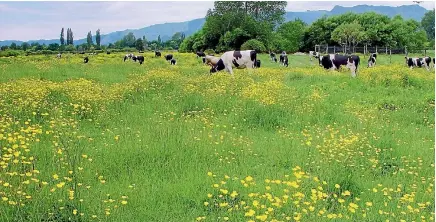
[0,52,434,221]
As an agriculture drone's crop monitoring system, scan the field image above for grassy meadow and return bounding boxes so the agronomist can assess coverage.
[0,52,434,222]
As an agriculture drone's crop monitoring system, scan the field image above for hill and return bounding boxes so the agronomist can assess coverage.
[0,4,429,47]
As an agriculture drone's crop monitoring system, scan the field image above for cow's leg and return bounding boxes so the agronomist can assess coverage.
[227,65,234,75]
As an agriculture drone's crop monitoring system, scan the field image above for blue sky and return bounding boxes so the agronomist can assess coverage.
[0,1,434,41]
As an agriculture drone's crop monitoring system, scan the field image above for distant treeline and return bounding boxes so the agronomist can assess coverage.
[0,31,186,54]
[178,1,435,53]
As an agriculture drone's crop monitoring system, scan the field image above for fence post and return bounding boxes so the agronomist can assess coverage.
[385,46,387,54]
[405,46,407,56]
[425,49,426,57]
[376,46,378,54]
[334,46,336,54]
[326,44,328,54]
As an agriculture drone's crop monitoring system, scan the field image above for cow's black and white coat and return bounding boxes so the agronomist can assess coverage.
[136,55,144,65]
[309,51,319,61]
[281,55,288,67]
[255,60,261,68]
[155,51,161,57]
[210,50,257,75]
[368,53,377,68]
[203,55,220,67]
[319,54,360,77]
[83,57,89,64]
[164,54,173,62]
[196,51,206,58]
[405,56,432,70]
[170,59,176,65]
[270,52,277,62]
[56,53,61,59]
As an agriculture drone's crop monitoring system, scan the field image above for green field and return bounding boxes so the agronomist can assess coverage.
[0,52,434,222]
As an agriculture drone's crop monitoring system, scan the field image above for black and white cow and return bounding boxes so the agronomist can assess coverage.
[164,54,173,62]
[405,56,432,70]
[319,54,360,77]
[270,52,277,62]
[155,51,161,57]
[368,53,377,68]
[136,55,144,65]
[83,57,89,64]
[106,51,111,54]
[210,50,257,75]
[196,51,206,58]
[255,59,261,68]
[132,56,138,62]
[279,54,284,64]
[170,59,176,65]
[433,58,435,69]
[56,53,61,59]
[282,55,289,67]
[309,51,319,61]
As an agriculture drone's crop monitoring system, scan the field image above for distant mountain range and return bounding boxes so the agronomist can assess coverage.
[0,4,430,47]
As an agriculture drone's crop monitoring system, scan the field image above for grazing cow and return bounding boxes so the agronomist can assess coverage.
[433,58,435,69]
[132,56,138,62]
[107,51,111,54]
[170,59,176,65]
[309,51,319,61]
[79,52,85,55]
[319,54,360,77]
[202,55,220,67]
[281,55,289,67]
[368,53,377,68]
[56,53,61,59]
[155,51,161,57]
[405,56,432,70]
[255,59,261,68]
[270,52,276,62]
[83,57,89,63]
[164,54,173,61]
[123,55,128,62]
[210,50,257,75]
[196,51,206,58]
[136,55,144,65]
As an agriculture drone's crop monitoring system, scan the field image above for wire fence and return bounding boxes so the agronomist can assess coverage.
[315,45,434,57]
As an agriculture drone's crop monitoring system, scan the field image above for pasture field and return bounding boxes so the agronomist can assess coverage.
[0,52,434,222]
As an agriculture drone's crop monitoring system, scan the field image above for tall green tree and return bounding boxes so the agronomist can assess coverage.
[60,28,65,45]
[123,32,136,47]
[21,42,29,51]
[157,35,162,49]
[10,43,17,50]
[276,19,306,52]
[95,29,101,48]
[331,21,367,51]
[421,9,435,40]
[87,31,93,46]
[70,29,74,45]
[135,38,144,51]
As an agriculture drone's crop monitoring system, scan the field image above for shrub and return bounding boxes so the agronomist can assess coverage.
[241,39,266,53]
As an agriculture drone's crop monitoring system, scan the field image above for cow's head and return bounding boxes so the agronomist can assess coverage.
[210,59,225,74]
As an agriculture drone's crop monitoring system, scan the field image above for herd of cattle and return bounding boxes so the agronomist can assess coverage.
[55,50,435,77]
